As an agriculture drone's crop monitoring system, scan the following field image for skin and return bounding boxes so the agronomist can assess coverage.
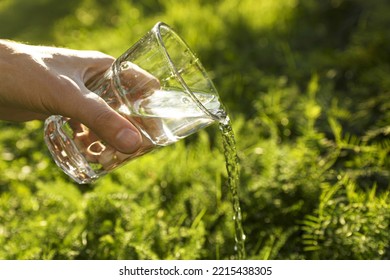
[0,39,158,154]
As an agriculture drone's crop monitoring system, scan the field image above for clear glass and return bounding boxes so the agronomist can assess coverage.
[44,22,226,184]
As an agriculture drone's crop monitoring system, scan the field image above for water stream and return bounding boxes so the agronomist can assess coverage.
[219,116,246,259]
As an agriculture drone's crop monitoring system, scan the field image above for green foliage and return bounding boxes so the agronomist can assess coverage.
[1,0,389,259]
[302,175,390,259]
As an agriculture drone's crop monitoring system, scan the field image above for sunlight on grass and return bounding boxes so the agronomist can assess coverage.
[0,0,389,260]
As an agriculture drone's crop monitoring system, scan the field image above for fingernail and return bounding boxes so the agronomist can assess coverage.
[115,128,141,153]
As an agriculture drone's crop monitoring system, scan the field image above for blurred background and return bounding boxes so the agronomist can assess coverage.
[0,0,389,259]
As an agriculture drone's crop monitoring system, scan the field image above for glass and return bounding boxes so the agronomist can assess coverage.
[44,22,226,184]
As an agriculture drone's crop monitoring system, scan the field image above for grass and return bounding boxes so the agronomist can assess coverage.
[0,0,389,259]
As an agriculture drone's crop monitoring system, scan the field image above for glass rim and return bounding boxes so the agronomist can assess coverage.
[152,22,224,122]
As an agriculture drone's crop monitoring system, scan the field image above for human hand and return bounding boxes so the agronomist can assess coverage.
[0,40,155,154]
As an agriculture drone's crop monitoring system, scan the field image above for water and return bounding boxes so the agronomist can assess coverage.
[219,116,247,260]
[121,89,221,145]
[132,90,247,258]
[132,89,221,118]
[135,91,247,259]
[124,90,247,259]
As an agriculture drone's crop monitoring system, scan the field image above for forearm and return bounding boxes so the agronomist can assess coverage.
[0,40,23,112]
[0,39,15,96]
[0,39,48,120]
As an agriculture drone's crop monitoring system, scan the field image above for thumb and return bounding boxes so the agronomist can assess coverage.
[74,92,142,154]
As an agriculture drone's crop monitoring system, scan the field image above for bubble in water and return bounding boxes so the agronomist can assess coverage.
[181,96,191,104]
[120,61,131,70]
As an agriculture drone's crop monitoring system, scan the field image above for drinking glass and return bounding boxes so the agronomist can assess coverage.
[44,22,226,184]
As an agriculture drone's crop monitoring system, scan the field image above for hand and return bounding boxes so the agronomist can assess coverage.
[0,40,153,154]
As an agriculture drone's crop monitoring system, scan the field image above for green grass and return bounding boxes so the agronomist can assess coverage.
[0,0,389,259]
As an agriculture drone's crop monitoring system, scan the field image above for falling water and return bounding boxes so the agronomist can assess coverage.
[219,115,246,259]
